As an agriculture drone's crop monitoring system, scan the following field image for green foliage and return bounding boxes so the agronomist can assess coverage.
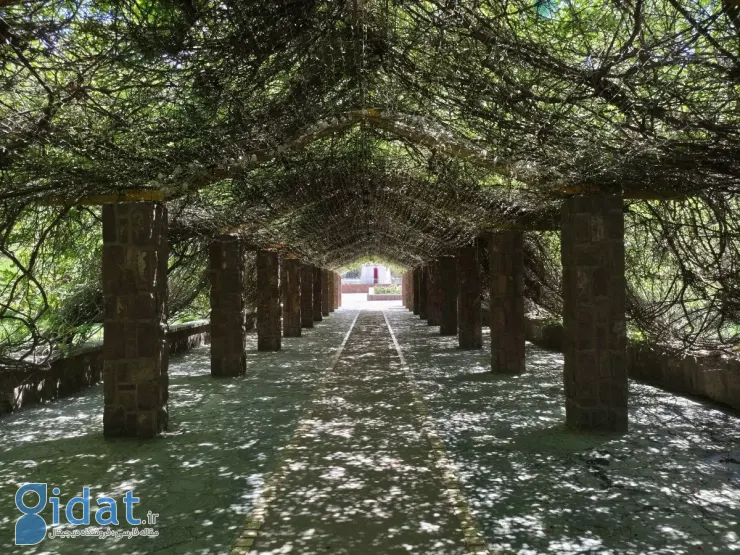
[2,0,740,362]
[373,285,401,295]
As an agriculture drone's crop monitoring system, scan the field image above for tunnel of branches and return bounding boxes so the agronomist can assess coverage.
[3,0,740,432]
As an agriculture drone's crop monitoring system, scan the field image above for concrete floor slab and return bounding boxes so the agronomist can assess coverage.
[1,302,739,554]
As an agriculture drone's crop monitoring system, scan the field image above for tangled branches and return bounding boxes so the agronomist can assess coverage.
[2,1,740,361]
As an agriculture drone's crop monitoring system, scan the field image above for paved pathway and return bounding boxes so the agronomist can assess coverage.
[239,310,478,554]
[3,302,739,554]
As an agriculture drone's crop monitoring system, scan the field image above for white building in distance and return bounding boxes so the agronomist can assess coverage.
[359,263,392,285]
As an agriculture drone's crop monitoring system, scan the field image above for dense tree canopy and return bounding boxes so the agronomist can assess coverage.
[2,0,740,363]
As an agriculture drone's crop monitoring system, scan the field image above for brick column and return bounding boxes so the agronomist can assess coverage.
[313,266,323,322]
[102,202,168,438]
[408,272,413,309]
[402,273,407,308]
[439,256,458,336]
[321,268,330,317]
[257,250,281,351]
[412,267,420,315]
[328,271,335,313]
[457,245,482,349]
[562,195,627,432]
[427,260,441,326]
[490,231,525,374]
[407,269,414,312]
[405,271,411,309]
[331,272,339,310]
[281,257,301,337]
[301,263,314,328]
[418,265,428,320]
[335,273,342,308]
[209,235,247,377]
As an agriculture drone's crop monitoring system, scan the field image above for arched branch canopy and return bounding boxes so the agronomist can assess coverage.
[3,0,740,359]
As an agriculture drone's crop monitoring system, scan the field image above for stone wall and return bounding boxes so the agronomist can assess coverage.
[342,283,371,293]
[0,320,210,417]
[524,317,740,412]
[367,294,402,301]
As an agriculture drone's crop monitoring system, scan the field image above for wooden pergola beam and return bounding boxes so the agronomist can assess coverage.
[557,186,687,200]
[45,190,165,206]
[43,185,687,209]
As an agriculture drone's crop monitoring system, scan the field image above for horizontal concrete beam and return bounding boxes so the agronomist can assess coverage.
[45,190,165,205]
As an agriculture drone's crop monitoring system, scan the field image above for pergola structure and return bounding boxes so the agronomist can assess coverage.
[3,2,740,438]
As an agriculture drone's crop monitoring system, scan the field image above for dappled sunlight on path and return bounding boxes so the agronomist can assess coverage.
[1,303,739,554]
[387,308,740,554]
[247,310,470,555]
[0,311,357,554]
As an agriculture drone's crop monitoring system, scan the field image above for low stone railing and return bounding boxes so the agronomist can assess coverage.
[367,293,402,301]
[524,317,740,412]
[0,320,210,416]
[342,283,373,293]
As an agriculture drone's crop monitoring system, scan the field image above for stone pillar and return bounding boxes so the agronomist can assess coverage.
[457,245,482,349]
[402,273,407,308]
[301,263,314,328]
[412,267,420,315]
[418,265,428,320]
[321,268,330,317]
[439,256,458,336]
[407,271,412,308]
[328,271,335,313]
[209,235,247,377]
[427,260,441,326]
[490,231,525,374]
[405,271,412,309]
[335,273,342,308]
[313,266,323,322]
[102,202,168,438]
[562,195,627,432]
[257,250,281,351]
[281,257,301,337]
[411,270,416,311]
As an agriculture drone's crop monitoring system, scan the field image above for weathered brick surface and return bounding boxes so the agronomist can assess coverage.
[341,283,372,293]
[281,257,302,337]
[403,271,409,308]
[439,256,458,336]
[490,231,525,374]
[562,195,627,432]
[426,260,441,326]
[321,269,330,316]
[257,250,281,351]
[367,294,402,301]
[313,266,323,322]
[209,235,247,377]
[408,271,413,308]
[418,265,428,320]
[457,245,482,349]
[328,270,335,313]
[301,263,314,328]
[412,267,420,315]
[102,202,168,438]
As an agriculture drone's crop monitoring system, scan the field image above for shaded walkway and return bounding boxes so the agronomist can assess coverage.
[1,304,739,554]
[0,311,357,554]
[246,310,471,554]
[388,309,740,554]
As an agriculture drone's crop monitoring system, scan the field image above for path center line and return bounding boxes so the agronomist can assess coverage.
[383,309,493,555]
[230,310,362,555]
